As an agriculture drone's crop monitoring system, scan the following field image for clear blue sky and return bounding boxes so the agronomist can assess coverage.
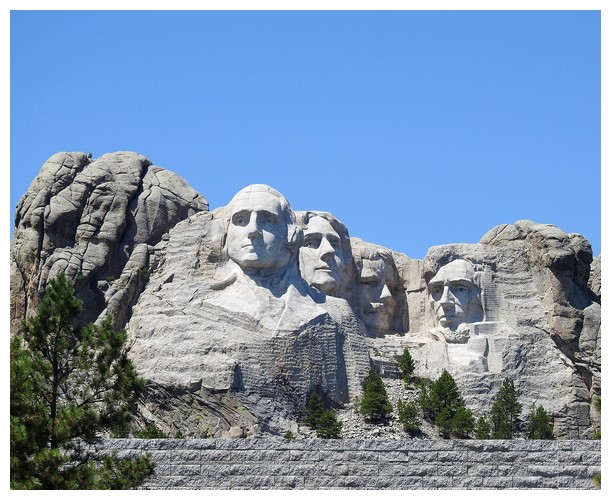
[10,10,601,259]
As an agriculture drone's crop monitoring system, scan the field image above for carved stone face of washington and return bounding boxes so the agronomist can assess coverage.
[225,185,293,272]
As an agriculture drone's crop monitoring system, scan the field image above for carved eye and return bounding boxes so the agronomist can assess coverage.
[303,237,320,249]
[431,287,442,295]
[456,286,467,294]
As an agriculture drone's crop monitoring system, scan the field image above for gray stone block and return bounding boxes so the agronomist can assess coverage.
[452,476,483,488]
[171,464,201,476]
[437,464,468,476]
[200,463,233,477]
[572,440,601,451]
[199,449,231,462]
[171,449,201,462]
[231,449,291,462]
[481,476,514,488]
[228,463,291,476]
[274,476,305,489]
[288,449,320,461]
[379,463,431,476]
[347,463,379,475]
[406,451,439,462]
[378,450,409,462]
[437,450,470,462]
[467,463,499,477]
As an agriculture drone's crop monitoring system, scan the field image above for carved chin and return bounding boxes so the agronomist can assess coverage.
[364,312,391,331]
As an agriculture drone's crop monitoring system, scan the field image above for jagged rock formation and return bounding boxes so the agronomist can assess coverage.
[378,222,601,438]
[127,192,372,437]
[589,254,601,299]
[10,152,208,332]
[10,152,601,439]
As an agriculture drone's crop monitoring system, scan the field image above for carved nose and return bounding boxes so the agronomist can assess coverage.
[380,284,392,301]
[319,238,335,260]
[246,217,261,238]
[440,286,453,305]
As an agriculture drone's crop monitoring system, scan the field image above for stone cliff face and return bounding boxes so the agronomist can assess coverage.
[10,152,208,332]
[10,152,601,439]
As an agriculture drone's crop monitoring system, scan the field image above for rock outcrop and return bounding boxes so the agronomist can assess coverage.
[10,152,208,332]
[10,153,601,440]
[127,193,372,437]
[379,221,601,438]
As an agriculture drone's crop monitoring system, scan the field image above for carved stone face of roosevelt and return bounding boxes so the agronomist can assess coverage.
[428,259,477,331]
[357,257,396,333]
[299,216,345,295]
[226,189,291,272]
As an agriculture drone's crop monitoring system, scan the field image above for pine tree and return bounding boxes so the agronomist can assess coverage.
[304,392,325,428]
[422,370,474,438]
[303,392,342,438]
[10,273,154,489]
[527,404,554,440]
[396,399,421,433]
[359,370,392,422]
[396,347,416,386]
[417,380,435,422]
[451,406,475,438]
[490,378,522,439]
[315,411,343,439]
[475,415,491,439]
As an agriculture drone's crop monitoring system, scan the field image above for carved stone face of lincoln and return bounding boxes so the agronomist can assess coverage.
[225,185,292,273]
[427,259,478,330]
[299,216,345,295]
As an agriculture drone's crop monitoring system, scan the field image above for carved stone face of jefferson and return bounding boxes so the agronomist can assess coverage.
[428,259,478,330]
[226,185,292,272]
[299,216,345,295]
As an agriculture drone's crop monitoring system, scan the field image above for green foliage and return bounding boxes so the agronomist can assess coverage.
[315,411,343,439]
[303,392,342,438]
[527,405,554,440]
[417,380,435,422]
[593,472,601,489]
[10,273,153,489]
[283,430,295,440]
[475,416,491,439]
[95,454,156,489]
[434,407,454,438]
[304,392,325,428]
[137,423,167,439]
[396,400,421,433]
[421,370,474,438]
[396,348,416,386]
[592,395,601,440]
[593,395,601,413]
[451,406,475,438]
[359,370,392,422]
[490,378,522,439]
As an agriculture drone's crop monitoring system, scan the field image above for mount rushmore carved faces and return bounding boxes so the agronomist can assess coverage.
[297,212,351,297]
[354,247,399,335]
[225,184,297,274]
[427,259,481,341]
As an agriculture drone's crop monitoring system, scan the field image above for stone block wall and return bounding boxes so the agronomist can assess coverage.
[95,438,601,490]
